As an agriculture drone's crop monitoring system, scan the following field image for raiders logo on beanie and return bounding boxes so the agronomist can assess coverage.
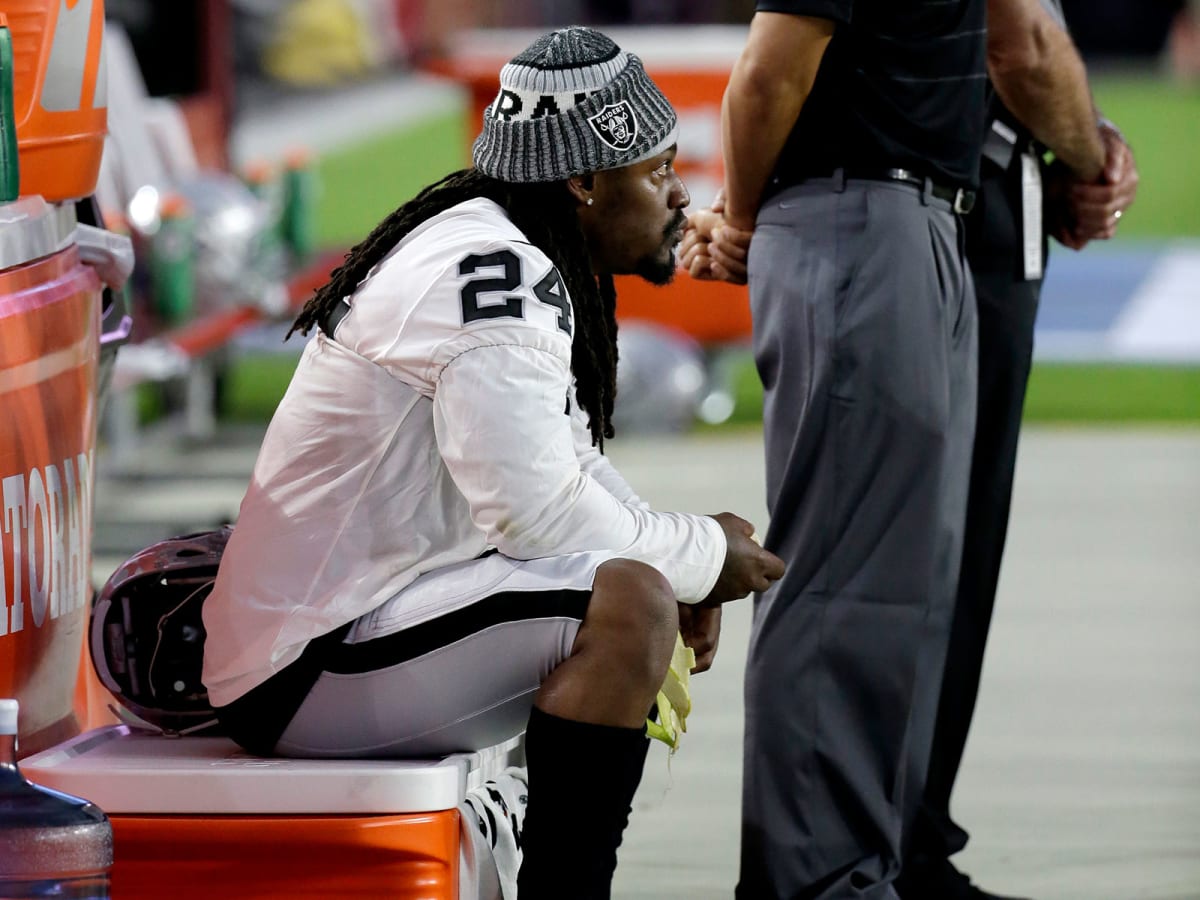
[472,27,679,184]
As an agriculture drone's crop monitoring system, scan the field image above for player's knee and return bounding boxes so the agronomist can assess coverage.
[590,559,678,683]
[594,558,676,628]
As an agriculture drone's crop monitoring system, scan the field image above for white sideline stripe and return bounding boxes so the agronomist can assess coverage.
[1108,248,1200,363]
[1033,331,1114,362]
[229,73,467,167]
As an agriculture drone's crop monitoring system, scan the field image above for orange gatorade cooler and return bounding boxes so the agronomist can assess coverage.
[22,725,522,899]
[0,195,101,758]
[5,0,108,202]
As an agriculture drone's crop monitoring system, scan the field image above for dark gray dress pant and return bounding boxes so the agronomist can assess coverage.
[738,175,978,900]
[904,154,1044,889]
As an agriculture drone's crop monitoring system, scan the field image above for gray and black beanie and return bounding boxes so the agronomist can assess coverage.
[472,27,679,184]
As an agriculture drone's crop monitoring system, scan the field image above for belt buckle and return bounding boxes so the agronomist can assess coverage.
[952,189,972,215]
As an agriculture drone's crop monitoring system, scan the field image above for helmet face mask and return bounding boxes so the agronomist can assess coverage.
[91,527,232,734]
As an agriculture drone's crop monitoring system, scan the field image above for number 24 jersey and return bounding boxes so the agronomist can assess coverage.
[202,197,726,704]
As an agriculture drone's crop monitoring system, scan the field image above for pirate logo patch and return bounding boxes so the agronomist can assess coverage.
[588,101,639,151]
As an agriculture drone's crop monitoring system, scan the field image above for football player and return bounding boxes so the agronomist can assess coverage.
[201,26,783,898]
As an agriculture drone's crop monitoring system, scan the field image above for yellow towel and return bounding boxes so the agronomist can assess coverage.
[646,632,695,752]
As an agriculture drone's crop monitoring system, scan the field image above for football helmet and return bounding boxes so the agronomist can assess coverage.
[90,527,231,734]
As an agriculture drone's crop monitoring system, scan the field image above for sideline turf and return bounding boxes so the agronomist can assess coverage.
[306,75,1197,244]
[717,357,1200,426]
[313,111,470,249]
[1024,363,1200,424]
[220,355,1200,426]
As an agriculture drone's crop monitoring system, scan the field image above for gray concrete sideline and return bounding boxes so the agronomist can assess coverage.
[91,428,1200,900]
[608,430,1200,900]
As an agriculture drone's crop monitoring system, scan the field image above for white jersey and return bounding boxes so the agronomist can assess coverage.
[202,197,727,706]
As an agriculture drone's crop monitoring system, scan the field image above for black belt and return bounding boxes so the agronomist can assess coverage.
[844,167,976,214]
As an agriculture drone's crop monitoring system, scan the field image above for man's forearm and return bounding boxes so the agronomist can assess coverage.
[721,12,832,230]
[721,67,799,229]
[988,0,1104,181]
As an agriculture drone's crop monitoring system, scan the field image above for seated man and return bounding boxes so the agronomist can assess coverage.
[200,26,783,899]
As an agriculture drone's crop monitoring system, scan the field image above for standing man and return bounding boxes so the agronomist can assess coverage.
[694,6,987,897]
[681,1,1108,897]
[900,4,1140,898]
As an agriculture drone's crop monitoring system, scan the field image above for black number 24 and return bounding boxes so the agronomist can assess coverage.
[458,249,572,336]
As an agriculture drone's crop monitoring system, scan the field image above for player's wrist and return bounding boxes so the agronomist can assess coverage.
[723,211,757,232]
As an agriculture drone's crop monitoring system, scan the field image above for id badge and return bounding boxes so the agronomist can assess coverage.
[1021,151,1043,281]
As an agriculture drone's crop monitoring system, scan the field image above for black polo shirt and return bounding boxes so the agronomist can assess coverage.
[759,0,989,192]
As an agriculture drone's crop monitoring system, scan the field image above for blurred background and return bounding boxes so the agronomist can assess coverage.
[96,0,1199,462]
[71,5,1197,897]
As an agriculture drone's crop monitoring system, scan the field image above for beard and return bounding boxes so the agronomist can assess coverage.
[633,210,686,286]
[634,252,677,286]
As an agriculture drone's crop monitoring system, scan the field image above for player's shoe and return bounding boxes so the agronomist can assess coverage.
[463,765,528,900]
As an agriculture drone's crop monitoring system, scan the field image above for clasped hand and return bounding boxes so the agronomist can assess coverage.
[679,190,755,285]
[1047,121,1139,251]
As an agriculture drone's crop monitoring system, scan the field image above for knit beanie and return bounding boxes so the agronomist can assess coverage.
[472,27,679,184]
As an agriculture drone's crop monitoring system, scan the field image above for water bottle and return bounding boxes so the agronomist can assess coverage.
[240,159,287,270]
[281,147,318,263]
[1,20,20,203]
[0,699,113,899]
[149,192,196,326]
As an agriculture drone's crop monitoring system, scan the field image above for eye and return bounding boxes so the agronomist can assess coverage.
[654,159,673,177]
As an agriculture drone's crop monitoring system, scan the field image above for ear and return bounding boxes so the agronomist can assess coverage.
[567,173,596,208]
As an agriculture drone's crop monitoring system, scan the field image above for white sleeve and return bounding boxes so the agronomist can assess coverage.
[569,397,648,509]
[433,341,725,603]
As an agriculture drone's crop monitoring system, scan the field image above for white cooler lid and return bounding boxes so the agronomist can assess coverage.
[20,725,522,815]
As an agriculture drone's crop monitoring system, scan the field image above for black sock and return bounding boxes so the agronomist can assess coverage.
[516,706,651,900]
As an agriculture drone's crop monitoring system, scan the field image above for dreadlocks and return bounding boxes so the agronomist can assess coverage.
[288,168,618,448]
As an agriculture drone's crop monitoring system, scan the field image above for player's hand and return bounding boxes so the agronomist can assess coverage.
[708,223,753,285]
[678,603,722,673]
[681,208,724,280]
[702,512,785,605]
[681,213,753,284]
[682,190,752,284]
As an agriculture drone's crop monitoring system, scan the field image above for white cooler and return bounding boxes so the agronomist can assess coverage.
[22,724,521,899]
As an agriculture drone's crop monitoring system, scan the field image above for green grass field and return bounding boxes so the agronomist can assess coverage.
[313,111,470,249]
[716,355,1200,427]
[219,352,1200,427]
[219,71,1198,428]
[303,76,1200,244]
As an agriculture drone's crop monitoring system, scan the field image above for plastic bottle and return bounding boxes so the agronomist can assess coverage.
[281,147,318,262]
[1,16,20,202]
[0,699,113,898]
[149,192,197,326]
[241,159,281,219]
[240,158,286,262]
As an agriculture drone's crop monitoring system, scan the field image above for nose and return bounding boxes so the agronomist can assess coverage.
[671,172,690,210]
